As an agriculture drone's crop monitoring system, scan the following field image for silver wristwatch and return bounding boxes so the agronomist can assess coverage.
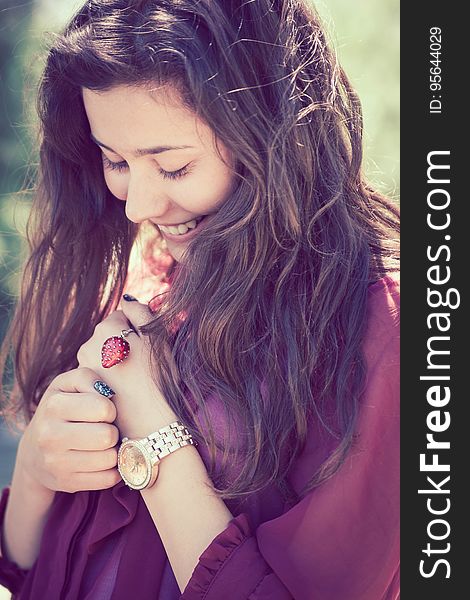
[117,421,197,490]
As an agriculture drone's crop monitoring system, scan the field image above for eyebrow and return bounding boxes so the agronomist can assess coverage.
[90,133,194,156]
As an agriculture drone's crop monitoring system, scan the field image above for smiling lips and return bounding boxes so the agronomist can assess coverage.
[157,215,205,236]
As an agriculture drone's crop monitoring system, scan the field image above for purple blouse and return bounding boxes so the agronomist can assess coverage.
[0,275,400,599]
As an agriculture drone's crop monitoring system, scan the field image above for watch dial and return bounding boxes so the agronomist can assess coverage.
[120,445,148,487]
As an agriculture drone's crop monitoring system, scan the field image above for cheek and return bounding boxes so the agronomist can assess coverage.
[183,164,235,212]
[104,172,128,201]
[208,168,236,209]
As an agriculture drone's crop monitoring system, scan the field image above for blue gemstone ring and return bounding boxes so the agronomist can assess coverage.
[93,380,116,398]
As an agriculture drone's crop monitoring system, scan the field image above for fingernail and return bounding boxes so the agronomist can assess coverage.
[94,381,115,398]
[123,294,138,302]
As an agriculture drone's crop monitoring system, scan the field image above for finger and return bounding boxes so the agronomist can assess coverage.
[96,310,141,341]
[93,380,116,398]
[51,392,117,424]
[65,447,118,472]
[64,422,121,451]
[120,295,154,330]
[52,367,111,394]
[70,468,122,492]
[95,309,129,328]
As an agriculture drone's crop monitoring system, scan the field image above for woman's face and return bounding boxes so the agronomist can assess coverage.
[82,84,236,262]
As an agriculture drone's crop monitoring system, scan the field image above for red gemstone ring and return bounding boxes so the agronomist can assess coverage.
[101,328,136,369]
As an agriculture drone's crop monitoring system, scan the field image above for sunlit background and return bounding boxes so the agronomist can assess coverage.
[0,3,398,578]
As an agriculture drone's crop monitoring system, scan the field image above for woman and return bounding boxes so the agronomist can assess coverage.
[0,0,399,598]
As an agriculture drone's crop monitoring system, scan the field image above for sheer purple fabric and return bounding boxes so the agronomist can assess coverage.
[0,275,399,599]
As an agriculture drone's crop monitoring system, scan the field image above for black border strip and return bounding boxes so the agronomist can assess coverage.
[401,2,466,597]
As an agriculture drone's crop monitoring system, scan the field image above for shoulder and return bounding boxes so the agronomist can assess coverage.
[367,272,400,325]
[355,274,400,438]
[363,273,400,364]
[354,273,400,428]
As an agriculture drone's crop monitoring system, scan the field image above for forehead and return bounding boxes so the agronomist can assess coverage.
[81,84,209,151]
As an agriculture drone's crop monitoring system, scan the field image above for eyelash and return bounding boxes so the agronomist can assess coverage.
[101,155,191,180]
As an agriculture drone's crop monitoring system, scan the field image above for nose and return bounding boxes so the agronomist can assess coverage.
[124,170,171,224]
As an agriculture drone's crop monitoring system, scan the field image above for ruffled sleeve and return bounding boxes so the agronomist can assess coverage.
[180,512,293,599]
[0,486,30,596]
[181,275,400,600]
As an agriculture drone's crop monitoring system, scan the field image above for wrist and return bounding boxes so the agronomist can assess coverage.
[3,446,56,570]
[118,420,197,491]
[122,408,180,441]
[15,440,55,504]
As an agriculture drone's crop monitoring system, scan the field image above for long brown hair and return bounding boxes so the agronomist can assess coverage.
[1,0,399,506]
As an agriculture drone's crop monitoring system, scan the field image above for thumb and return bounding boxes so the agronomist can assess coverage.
[120,294,154,329]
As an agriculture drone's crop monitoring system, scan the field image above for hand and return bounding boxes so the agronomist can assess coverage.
[18,367,122,495]
[76,297,178,440]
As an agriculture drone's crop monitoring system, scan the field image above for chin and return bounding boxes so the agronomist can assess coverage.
[165,241,184,263]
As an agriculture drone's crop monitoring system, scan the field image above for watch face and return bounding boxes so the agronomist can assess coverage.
[118,442,150,488]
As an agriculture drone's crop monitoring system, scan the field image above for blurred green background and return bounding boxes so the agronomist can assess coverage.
[0,0,399,489]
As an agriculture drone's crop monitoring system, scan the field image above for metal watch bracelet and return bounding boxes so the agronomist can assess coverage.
[144,420,198,457]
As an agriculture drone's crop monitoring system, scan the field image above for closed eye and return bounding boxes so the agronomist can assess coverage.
[102,156,128,173]
[101,155,192,180]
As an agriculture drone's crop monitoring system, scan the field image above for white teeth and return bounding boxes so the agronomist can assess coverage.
[159,217,203,235]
